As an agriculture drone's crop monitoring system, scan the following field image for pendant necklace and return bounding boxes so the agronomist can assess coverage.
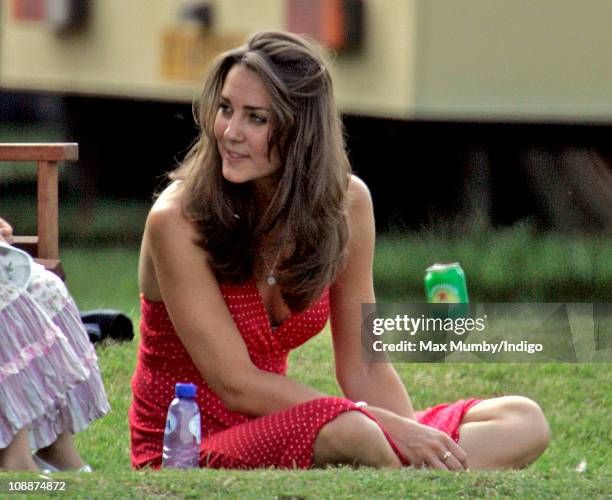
[263,247,282,286]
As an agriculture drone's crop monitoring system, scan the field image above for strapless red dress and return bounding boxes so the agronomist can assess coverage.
[129,282,479,469]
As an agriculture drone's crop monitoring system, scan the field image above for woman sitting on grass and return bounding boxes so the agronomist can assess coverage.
[129,30,550,470]
[0,217,110,472]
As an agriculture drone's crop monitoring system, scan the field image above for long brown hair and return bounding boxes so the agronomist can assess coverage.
[171,31,351,311]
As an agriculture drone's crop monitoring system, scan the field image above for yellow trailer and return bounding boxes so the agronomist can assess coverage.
[2,0,611,122]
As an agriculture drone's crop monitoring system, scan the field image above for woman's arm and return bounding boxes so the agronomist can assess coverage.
[142,188,324,416]
[330,177,469,470]
[330,176,415,417]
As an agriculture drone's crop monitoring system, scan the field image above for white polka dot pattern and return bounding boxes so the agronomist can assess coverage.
[129,281,345,469]
[201,396,359,469]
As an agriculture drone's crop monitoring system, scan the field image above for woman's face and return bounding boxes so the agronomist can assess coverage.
[214,64,281,191]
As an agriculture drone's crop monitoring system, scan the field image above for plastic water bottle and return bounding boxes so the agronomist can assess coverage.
[162,383,201,469]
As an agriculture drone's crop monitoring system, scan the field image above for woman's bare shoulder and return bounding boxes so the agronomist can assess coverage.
[145,182,192,234]
[347,174,374,216]
[150,182,183,216]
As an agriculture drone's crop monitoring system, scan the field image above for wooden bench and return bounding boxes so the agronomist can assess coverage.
[0,143,78,279]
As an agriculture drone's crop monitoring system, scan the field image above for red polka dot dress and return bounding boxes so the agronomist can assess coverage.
[128,281,480,469]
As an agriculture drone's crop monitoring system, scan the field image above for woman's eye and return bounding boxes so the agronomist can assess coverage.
[251,114,267,124]
[219,102,231,114]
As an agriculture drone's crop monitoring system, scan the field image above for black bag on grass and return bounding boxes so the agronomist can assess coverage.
[80,309,134,344]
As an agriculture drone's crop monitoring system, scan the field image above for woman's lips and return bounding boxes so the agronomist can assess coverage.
[224,148,248,162]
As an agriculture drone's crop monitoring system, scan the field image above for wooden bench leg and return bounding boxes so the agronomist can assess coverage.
[37,160,59,260]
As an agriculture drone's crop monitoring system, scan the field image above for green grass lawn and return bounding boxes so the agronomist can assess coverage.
[2,236,611,498]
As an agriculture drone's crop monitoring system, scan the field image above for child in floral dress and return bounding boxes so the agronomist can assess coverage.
[0,217,109,471]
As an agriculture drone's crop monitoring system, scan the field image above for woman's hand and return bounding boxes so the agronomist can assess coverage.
[366,406,469,471]
[0,217,13,244]
[395,418,469,471]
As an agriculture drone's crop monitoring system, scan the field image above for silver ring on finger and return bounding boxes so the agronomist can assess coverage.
[441,451,452,462]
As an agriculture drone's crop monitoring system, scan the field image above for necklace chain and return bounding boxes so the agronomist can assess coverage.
[261,233,286,286]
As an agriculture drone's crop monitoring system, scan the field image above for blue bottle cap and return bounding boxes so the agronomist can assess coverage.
[175,383,197,398]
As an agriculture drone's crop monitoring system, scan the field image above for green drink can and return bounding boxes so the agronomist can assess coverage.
[424,263,469,303]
